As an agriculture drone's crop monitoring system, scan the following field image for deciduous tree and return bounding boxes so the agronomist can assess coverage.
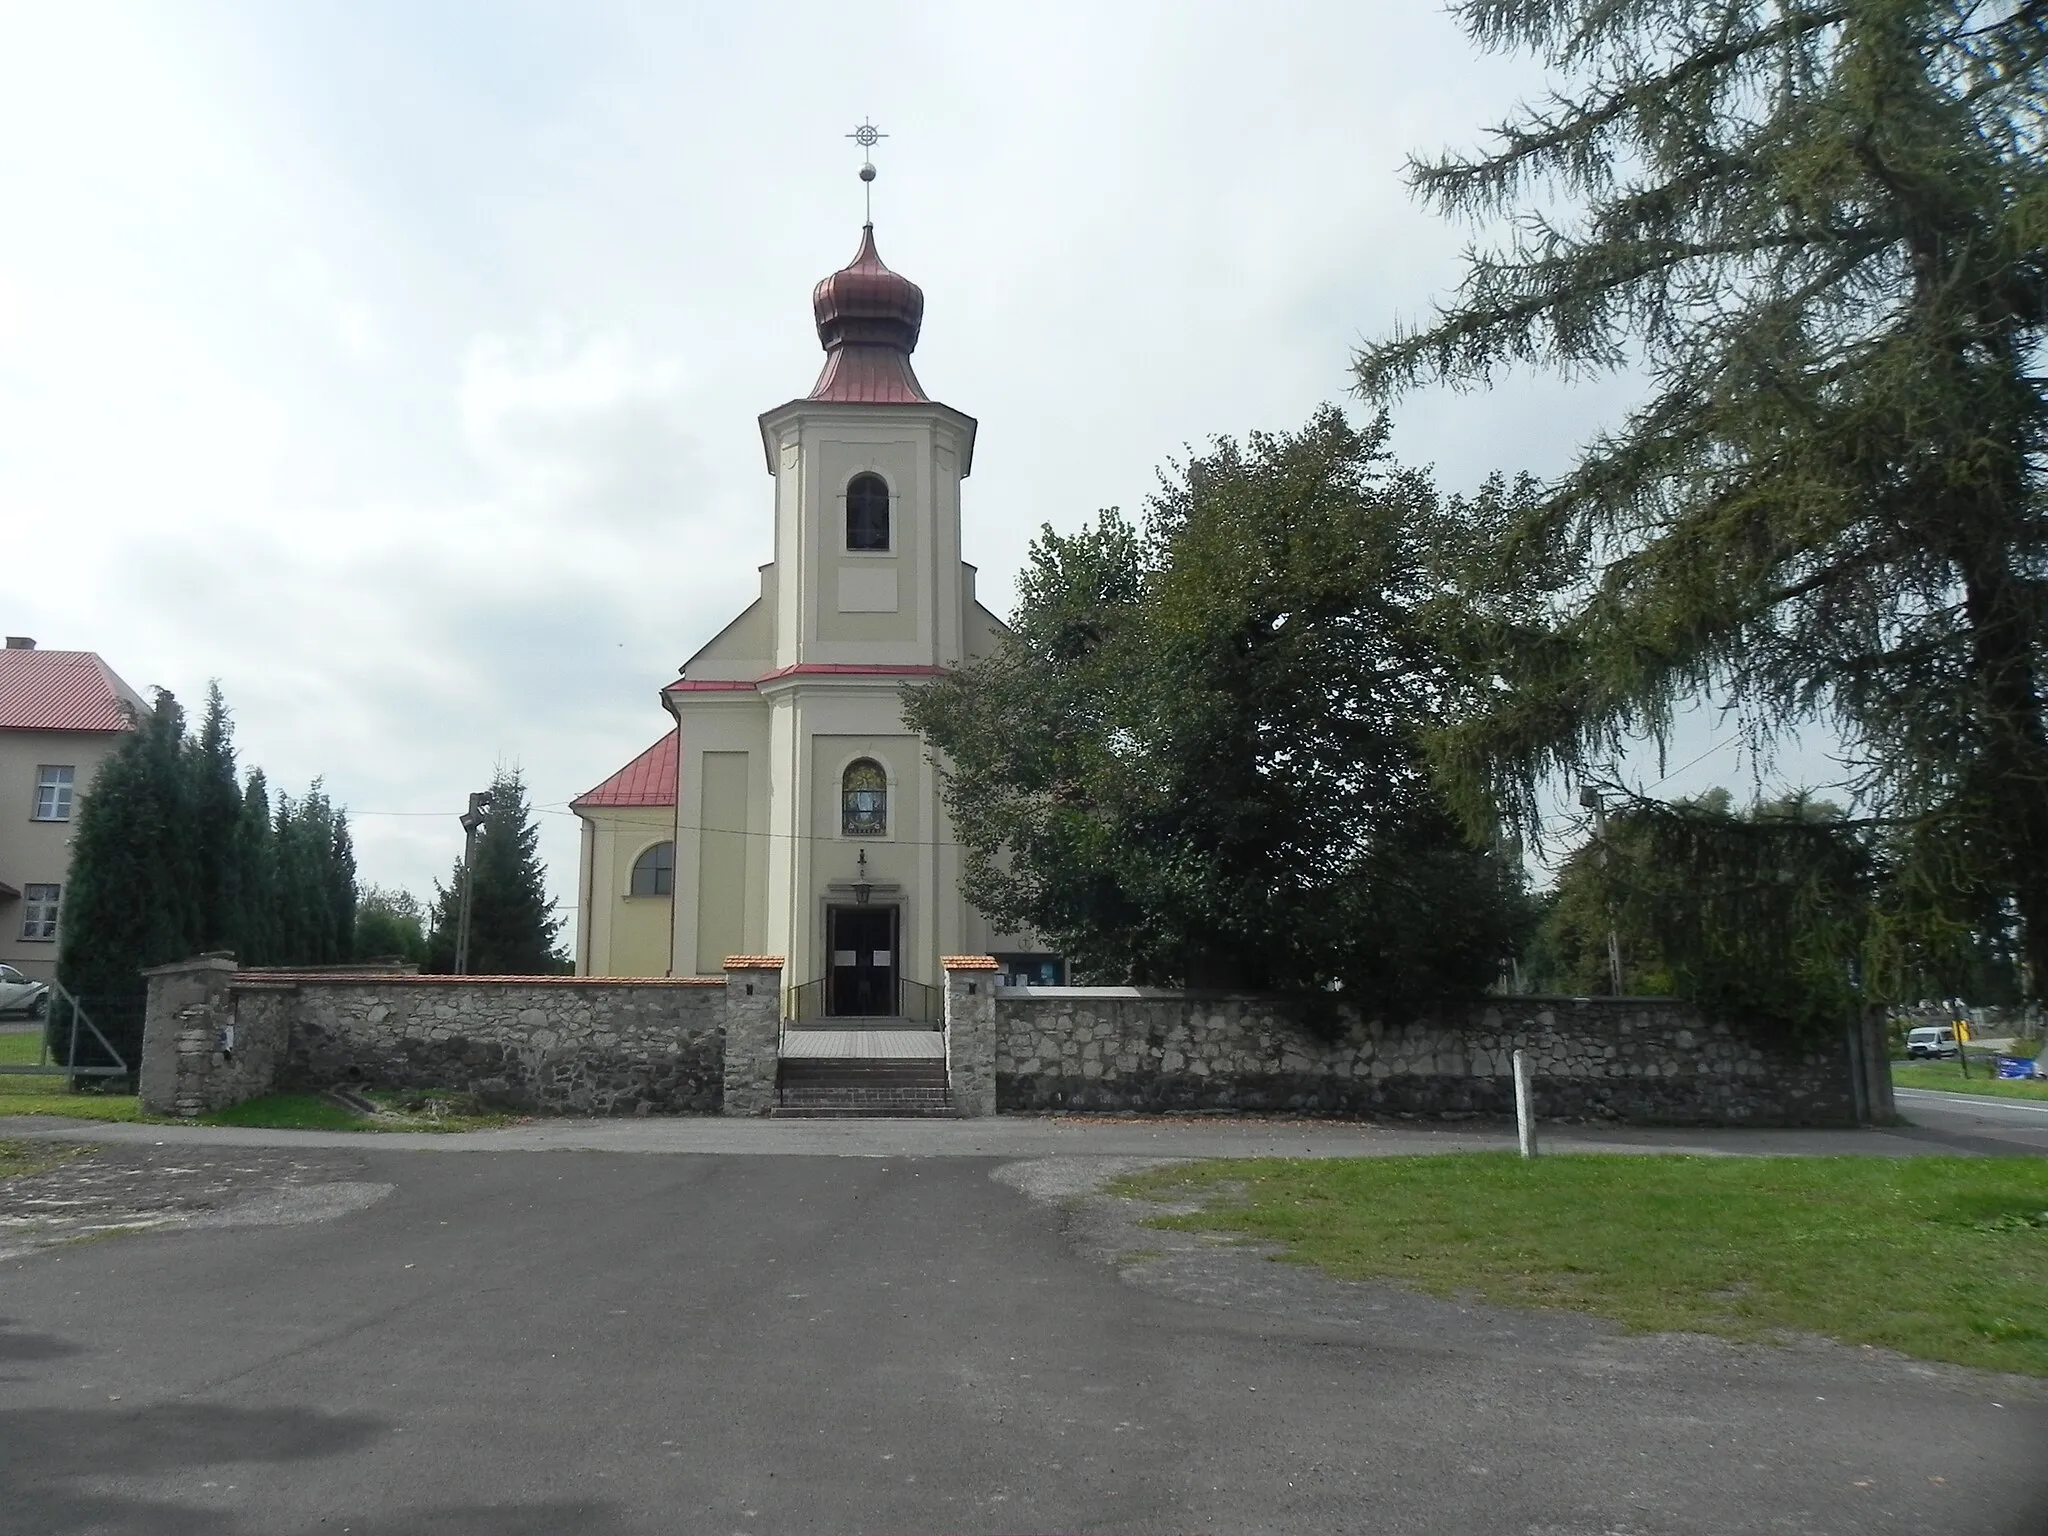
[908,408,1530,1015]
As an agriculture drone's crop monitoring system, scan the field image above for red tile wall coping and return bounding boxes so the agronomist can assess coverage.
[723,955,786,970]
[226,972,727,988]
[941,955,1001,970]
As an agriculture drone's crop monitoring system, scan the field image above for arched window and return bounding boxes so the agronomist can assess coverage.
[841,759,888,837]
[629,841,674,897]
[845,473,890,552]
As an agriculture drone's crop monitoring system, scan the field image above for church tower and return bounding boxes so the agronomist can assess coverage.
[569,215,1016,1006]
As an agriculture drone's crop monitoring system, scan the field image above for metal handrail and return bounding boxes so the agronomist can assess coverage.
[781,974,941,1026]
[784,977,827,1023]
[899,978,940,1025]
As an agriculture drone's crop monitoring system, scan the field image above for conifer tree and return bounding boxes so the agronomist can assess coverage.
[328,810,358,962]
[272,789,345,965]
[424,770,564,974]
[235,769,278,963]
[54,691,198,1061]
[189,684,244,953]
[1357,1,2048,978]
[56,685,370,1073]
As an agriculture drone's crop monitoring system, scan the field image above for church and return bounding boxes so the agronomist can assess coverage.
[572,216,1060,1013]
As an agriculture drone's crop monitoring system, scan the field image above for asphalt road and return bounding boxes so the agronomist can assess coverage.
[0,1142,2041,1536]
[1893,1086,2048,1154]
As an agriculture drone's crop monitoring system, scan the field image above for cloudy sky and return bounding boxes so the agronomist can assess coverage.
[0,1,1810,931]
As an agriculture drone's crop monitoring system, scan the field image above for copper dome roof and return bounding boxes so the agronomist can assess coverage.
[808,224,929,404]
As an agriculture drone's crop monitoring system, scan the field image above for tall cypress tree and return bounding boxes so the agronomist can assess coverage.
[328,810,359,962]
[272,792,329,965]
[55,687,372,1070]
[53,691,197,1063]
[235,769,277,964]
[189,684,243,953]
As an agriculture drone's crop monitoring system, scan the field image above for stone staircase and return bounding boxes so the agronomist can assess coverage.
[771,1058,956,1118]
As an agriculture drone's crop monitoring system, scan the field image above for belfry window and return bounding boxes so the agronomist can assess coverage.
[846,473,890,551]
[841,759,888,837]
[629,841,674,897]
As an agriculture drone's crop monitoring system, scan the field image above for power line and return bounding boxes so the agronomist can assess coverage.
[533,803,980,850]
[1636,734,1742,794]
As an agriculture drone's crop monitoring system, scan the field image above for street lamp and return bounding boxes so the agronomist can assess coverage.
[1579,785,1626,997]
[454,789,493,976]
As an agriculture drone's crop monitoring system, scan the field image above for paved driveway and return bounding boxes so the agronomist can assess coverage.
[1892,1086,2048,1154]
[0,1140,2040,1535]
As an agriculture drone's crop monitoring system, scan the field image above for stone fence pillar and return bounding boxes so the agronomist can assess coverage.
[721,956,783,1115]
[138,955,242,1117]
[942,956,1001,1118]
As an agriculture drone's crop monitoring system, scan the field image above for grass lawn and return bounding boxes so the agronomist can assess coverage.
[0,1027,143,1122]
[1892,1059,2048,1102]
[198,1090,513,1133]
[1118,1154,2048,1376]
[1,1031,509,1132]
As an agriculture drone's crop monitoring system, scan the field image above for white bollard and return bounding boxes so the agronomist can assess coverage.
[1513,1047,1538,1160]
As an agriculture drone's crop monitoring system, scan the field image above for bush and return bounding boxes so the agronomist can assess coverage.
[1885,1017,1914,1060]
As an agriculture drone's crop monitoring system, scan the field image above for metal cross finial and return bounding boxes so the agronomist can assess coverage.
[846,118,886,223]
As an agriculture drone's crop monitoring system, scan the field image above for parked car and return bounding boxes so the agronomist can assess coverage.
[1906,1025,1961,1060]
[0,964,49,1018]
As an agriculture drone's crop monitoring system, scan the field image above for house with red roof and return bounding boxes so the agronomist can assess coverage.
[571,219,1055,1001]
[0,638,146,982]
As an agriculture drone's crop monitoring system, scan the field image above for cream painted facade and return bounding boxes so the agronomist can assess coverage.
[574,225,1028,1004]
[574,803,676,978]
[661,397,1013,995]
[0,729,130,982]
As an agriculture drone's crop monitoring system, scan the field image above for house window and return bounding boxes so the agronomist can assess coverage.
[33,765,74,821]
[629,841,674,897]
[20,884,59,942]
[841,759,888,837]
[846,473,890,552]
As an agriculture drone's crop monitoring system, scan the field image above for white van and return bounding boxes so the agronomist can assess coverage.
[1906,1025,1961,1060]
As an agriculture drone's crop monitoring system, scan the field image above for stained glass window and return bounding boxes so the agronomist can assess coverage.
[842,759,887,836]
[846,473,890,551]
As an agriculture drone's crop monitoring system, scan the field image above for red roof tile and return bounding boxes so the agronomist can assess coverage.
[0,648,143,733]
[572,729,678,810]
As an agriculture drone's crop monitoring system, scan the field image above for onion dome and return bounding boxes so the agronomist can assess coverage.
[808,224,929,404]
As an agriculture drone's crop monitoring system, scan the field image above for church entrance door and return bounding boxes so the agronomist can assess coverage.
[826,905,898,1017]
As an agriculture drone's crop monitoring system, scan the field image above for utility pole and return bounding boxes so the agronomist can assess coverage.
[454,789,493,976]
[1579,786,1626,996]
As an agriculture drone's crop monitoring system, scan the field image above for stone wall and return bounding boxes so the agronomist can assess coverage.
[265,975,726,1115]
[140,960,735,1118]
[991,988,1892,1127]
[138,957,290,1118]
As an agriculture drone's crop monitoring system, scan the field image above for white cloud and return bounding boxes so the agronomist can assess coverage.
[458,327,692,529]
[0,0,1838,930]
[271,250,389,366]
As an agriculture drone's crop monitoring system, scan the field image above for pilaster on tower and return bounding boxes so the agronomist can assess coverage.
[756,224,978,674]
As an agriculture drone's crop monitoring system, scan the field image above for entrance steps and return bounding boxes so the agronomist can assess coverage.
[770,1058,956,1119]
